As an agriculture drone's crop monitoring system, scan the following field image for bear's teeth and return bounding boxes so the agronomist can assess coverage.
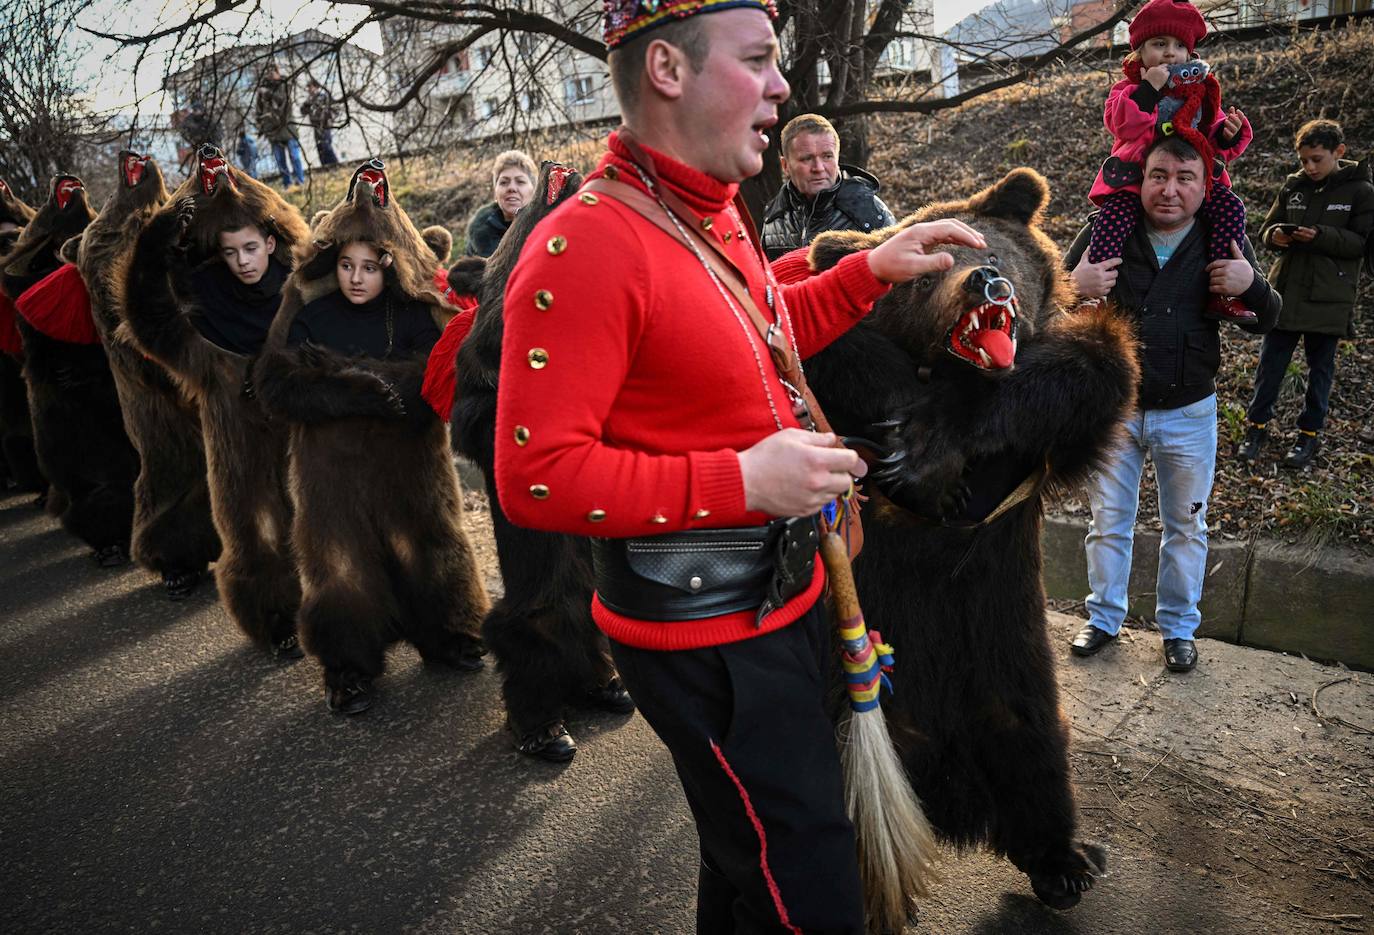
[969,311,980,331]
[976,348,992,367]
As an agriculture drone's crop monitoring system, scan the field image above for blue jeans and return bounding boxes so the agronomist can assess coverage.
[272,138,305,187]
[1084,394,1218,641]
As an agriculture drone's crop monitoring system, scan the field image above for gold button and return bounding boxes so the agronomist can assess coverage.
[587,509,607,523]
[527,348,549,369]
[694,509,710,519]
[650,514,667,524]
[514,425,530,446]
[604,165,619,180]
[737,230,745,240]
[701,217,714,232]
[723,232,732,243]
[547,236,567,255]
[534,290,553,310]
[579,192,599,205]
[530,484,549,500]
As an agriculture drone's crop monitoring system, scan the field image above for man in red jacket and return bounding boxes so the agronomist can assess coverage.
[495,2,983,930]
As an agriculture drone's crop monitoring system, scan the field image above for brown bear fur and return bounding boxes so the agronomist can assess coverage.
[254,160,488,704]
[452,161,622,743]
[121,147,308,652]
[79,152,220,582]
[802,168,1138,910]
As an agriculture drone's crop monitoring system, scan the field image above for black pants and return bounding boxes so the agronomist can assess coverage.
[1246,329,1341,433]
[611,603,864,935]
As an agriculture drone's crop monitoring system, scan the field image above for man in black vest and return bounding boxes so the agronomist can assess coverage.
[1064,136,1280,672]
[760,113,895,260]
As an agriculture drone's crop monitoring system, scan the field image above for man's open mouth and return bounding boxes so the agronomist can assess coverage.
[946,296,1018,371]
[120,151,149,188]
[54,176,83,210]
[198,146,237,196]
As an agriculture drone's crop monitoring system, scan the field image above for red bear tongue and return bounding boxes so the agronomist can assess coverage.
[970,327,1015,369]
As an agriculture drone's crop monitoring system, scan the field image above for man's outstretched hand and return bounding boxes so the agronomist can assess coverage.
[867,219,986,284]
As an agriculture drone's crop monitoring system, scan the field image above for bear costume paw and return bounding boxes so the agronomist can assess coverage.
[865,417,972,521]
[1026,841,1108,910]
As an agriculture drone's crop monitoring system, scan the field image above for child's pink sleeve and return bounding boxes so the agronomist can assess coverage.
[1212,109,1253,162]
[1103,79,1158,146]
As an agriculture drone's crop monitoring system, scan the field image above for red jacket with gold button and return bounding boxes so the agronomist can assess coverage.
[496,132,890,651]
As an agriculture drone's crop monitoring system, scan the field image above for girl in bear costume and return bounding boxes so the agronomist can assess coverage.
[78,151,220,595]
[123,145,307,657]
[253,159,488,714]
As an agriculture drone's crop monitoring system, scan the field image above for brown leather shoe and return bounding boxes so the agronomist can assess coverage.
[1070,623,1117,657]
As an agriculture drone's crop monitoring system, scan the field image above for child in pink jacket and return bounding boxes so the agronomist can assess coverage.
[1087,0,1256,322]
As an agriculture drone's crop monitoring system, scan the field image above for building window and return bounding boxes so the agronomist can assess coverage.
[563,75,594,106]
[518,89,542,110]
[474,46,493,68]
[479,97,499,119]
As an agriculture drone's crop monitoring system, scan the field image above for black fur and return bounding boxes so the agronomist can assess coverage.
[804,169,1137,908]
[0,354,44,493]
[452,163,619,736]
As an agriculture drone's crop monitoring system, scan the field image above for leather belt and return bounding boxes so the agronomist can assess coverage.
[592,516,819,625]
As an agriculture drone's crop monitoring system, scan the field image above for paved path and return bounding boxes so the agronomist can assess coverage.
[2,489,1370,934]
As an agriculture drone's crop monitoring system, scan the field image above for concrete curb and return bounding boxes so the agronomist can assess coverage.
[1041,515,1374,669]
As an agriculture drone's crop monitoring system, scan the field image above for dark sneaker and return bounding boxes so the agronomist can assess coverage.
[1204,295,1258,323]
[326,672,372,714]
[162,568,203,601]
[95,544,129,567]
[1163,638,1198,672]
[1236,423,1267,464]
[584,677,636,714]
[1281,433,1321,469]
[272,634,305,661]
[513,721,577,762]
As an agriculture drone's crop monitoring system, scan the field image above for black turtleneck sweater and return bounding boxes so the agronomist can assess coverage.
[290,288,440,359]
[189,256,288,355]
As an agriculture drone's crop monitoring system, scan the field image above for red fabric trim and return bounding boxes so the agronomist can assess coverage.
[14,263,99,345]
[434,267,477,310]
[708,739,803,935]
[422,305,476,419]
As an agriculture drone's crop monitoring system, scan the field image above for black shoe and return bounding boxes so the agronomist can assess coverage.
[327,672,372,714]
[94,544,129,567]
[431,639,485,672]
[1070,623,1117,657]
[1236,423,1267,464]
[584,677,636,714]
[1163,638,1197,672]
[1281,433,1321,469]
[513,722,577,762]
[272,633,305,661]
[162,568,203,600]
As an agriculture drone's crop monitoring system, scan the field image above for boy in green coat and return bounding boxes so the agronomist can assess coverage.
[1239,119,1374,468]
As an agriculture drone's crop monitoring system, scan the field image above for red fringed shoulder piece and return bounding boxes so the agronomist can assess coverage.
[421,305,477,419]
[0,292,22,356]
[14,263,99,345]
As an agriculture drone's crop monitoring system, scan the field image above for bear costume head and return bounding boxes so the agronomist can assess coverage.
[810,168,1073,377]
[267,158,449,346]
[2,174,96,286]
[170,144,311,270]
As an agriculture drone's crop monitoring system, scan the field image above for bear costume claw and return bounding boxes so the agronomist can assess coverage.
[1027,841,1108,909]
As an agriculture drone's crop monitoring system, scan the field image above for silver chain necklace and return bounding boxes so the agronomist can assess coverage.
[623,161,808,432]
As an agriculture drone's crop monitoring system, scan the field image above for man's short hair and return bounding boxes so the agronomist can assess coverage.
[607,17,710,115]
[492,149,537,187]
[1145,135,1203,167]
[1295,119,1344,152]
[780,114,840,159]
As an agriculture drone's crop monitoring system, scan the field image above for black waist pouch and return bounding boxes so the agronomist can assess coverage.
[593,516,819,625]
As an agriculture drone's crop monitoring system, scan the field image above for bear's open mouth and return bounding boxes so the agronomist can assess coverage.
[544,163,575,205]
[348,159,388,207]
[198,147,236,196]
[946,297,1019,371]
[54,176,83,210]
[120,151,148,189]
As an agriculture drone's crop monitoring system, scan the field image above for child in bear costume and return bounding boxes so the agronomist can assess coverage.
[78,151,220,595]
[123,145,308,658]
[253,159,489,714]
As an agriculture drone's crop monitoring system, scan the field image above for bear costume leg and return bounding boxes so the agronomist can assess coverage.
[0,355,44,494]
[390,517,488,670]
[298,571,395,715]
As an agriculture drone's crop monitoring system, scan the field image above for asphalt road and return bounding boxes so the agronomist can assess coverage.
[2,488,1369,934]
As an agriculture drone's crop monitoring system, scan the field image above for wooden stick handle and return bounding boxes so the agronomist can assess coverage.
[820,531,860,619]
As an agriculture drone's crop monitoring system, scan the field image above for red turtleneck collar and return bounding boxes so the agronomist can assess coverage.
[600,130,739,216]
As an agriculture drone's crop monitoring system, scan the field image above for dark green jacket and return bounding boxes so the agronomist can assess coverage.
[1259,158,1374,336]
